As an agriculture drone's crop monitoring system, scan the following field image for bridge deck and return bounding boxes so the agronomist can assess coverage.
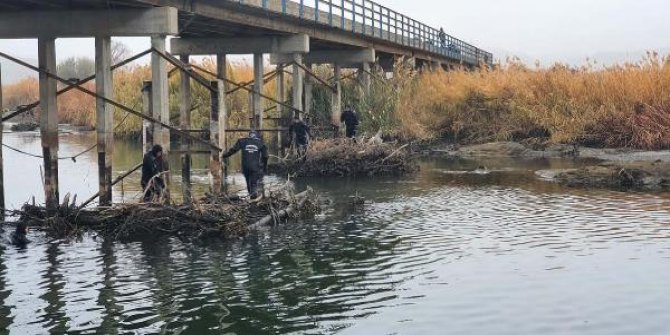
[0,0,491,66]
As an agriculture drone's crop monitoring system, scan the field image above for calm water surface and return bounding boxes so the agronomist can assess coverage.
[0,132,669,334]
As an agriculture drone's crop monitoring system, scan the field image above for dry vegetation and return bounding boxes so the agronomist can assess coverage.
[394,53,670,150]
[3,53,670,150]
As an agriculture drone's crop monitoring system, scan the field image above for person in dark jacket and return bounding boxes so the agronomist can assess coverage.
[222,131,269,200]
[288,116,312,158]
[340,105,359,138]
[10,222,29,247]
[141,144,166,202]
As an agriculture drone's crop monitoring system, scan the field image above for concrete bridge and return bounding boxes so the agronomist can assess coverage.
[0,0,491,209]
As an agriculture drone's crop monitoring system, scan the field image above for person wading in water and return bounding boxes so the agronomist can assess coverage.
[141,144,166,202]
[288,116,312,159]
[221,131,269,200]
[340,105,360,139]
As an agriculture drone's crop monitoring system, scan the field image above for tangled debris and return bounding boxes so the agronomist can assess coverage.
[9,188,318,241]
[271,139,418,177]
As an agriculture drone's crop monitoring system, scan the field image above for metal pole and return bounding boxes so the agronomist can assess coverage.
[38,37,59,210]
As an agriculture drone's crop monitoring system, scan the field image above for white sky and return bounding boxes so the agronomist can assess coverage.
[0,0,668,66]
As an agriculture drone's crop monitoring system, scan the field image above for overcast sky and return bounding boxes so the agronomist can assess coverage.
[0,0,668,67]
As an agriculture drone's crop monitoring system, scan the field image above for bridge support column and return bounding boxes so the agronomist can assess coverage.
[253,53,264,129]
[142,81,153,153]
[304,64,313,119]
[217,54,228,192]
[292,53,304,118]
[95,36,114,206]
[0,62,4,214]
[151,35,170,187]
[276,64,286,154]
[38,37,59,210]
[360,62,371,94]
[179,54,192,204]
[210,79,225,194]
[332,63,342,130]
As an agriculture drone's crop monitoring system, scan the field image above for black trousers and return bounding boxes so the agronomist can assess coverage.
[346,126,357,138]
[243,169,263,199]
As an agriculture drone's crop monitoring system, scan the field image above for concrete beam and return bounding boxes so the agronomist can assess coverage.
[95,37,114,206]
[271,48,375,67]
[38,37,59,210]
[0,8,178,38]
[170,35,309,55]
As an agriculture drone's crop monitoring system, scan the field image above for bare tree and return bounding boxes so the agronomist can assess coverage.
[112,41,132,64]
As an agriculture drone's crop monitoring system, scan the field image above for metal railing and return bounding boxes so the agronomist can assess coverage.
[234,0,492,66]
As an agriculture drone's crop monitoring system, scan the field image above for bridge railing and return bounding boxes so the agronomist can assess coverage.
[235,0,493,66]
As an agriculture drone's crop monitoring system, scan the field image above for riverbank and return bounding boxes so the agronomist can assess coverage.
[420,140,670,191]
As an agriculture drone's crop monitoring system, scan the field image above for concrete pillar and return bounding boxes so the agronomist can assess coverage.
[151,36,170,150]
[332,63,342,128]
[179,54,192,205]
[95,36,114,206]
[141,81,153,153]
[276,64,285,155]
[151,35,170,189]
[253,53,264,129]
[209,80,224,194]
[361,62,371,94]
[304,64,313,120]
[216,54,228,190]
[292,53,304,118]
[0,62,4,213]
[38,37,59,210]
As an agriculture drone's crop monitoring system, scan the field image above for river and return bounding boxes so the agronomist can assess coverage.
[0,132,669,334]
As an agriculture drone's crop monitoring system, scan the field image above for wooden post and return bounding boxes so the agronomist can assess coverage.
[253,53,264,129]
[209,80,224,194]
[38,37,59,210]
[0,62,4,214]
[331,63,342,128]
[292,53,304,118]
[217,54,228,189]
[141,81,153,153]
[179,54,192,205]
[95,36,114,206]
[304,64,313,121]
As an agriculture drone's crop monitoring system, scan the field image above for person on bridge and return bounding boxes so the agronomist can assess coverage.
[288,116,312,159]
[141,144,166,202]
[340,105,360,139]
[439,27,447,48]
[221,131,269,200]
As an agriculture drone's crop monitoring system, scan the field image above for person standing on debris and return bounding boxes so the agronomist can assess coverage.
[340,105,360,138]
[141,144,166,202]
[221,131,269,200]
[288,116,312,158]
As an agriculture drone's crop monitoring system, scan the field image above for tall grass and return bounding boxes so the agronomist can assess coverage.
[395,53,670,149]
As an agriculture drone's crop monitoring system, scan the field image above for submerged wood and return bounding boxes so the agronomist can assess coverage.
[10,189,318,241]
[270,139,418,177]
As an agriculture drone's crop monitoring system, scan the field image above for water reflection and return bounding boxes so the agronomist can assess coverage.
[0,134,670,334]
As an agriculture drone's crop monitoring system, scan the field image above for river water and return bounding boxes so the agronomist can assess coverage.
[0,132,669,334]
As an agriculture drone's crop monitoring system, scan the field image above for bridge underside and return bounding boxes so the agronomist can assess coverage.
[0,0,464,68]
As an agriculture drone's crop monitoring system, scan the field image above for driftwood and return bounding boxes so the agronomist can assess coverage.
[270,139,418,177]
[8,187,319,241]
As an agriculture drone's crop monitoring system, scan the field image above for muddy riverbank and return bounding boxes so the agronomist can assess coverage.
[421,141,670,190]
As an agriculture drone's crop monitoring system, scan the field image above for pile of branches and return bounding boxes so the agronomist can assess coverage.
[272,139,418,177]
[9,189,317,241]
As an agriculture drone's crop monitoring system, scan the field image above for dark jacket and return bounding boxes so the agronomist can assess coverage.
[222,137,269,173]
[289,120,312,145]
[141,151,164,188]
[341,109,359,130]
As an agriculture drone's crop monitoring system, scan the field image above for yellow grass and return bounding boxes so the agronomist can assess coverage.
[396,53,670,149]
